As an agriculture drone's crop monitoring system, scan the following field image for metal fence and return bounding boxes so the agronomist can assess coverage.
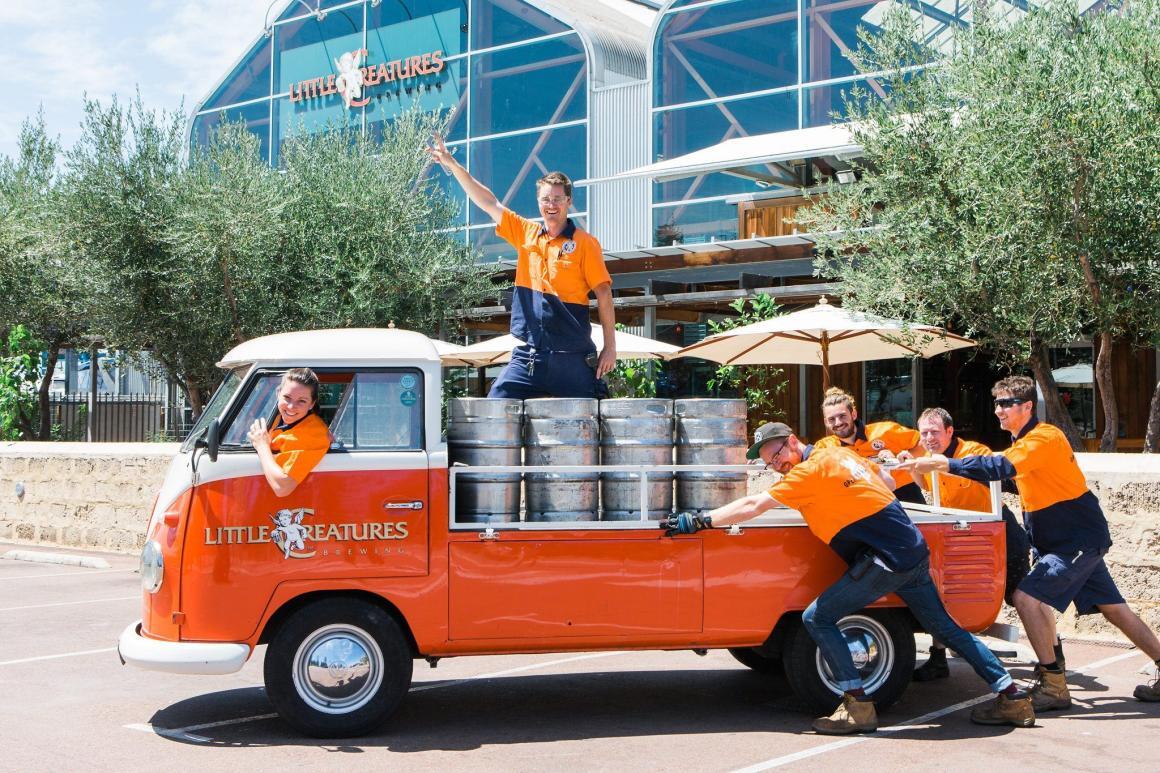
[47,393,194,442]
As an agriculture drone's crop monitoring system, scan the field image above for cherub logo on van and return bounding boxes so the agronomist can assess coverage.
[203,508,410,559]
[871,439,886,450]
[271,508,314,559]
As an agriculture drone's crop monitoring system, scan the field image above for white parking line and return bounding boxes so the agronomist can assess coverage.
[1,647,117,666]
[125,651,625,742]
[0,596,138,612]
[0,569,134,581]
[730,649,1146,772]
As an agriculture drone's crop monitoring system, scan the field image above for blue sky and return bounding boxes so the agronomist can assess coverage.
[0,0,280,160]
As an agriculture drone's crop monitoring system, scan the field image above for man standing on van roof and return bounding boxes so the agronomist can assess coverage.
[427,134,616,399]
[663,421,1034,734]
[899,375,1160,708]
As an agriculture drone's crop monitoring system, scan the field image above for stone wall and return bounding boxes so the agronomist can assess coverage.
[0,442,179,553]
[1,444,1157,641]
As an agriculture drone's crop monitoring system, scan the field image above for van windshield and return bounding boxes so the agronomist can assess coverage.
[180,370,244,453]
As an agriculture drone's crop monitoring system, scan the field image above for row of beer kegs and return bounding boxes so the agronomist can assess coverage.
[447,397,750,523]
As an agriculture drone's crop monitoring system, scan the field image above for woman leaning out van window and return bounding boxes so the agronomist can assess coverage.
[248,368,330,497]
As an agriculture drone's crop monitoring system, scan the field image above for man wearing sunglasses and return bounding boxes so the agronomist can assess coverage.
[427,133,616,398]
[663,421,1034,734]
[898,376,1160,709]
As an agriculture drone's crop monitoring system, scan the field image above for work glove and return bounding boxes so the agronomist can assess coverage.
[662,511,713,536]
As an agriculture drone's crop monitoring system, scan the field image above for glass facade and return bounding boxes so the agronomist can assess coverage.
[192,0,590,250]
[651,0,960,245]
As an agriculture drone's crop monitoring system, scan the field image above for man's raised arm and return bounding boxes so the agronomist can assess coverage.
[426,133,504,224]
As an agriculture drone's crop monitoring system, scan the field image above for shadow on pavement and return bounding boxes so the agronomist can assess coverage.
[143,666,1048,751]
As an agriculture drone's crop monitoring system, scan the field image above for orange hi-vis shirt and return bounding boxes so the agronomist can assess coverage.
[269,413,330,484]
[767,446,897,544]
[814,420,920,490]
[1002,422,1089,511]
[924,437,994,512]
[497,209,612,353]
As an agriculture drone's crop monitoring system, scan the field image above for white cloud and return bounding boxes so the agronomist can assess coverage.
[0,0,286,159]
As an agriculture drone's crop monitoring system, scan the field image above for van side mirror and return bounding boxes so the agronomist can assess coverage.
[205,418,221,462]
[195,418,221,463]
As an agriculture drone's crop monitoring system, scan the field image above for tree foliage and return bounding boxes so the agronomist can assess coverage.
[799,0,1160,450]
[0,112,92,438]
[705,294,787,429]
[61,97,495,415]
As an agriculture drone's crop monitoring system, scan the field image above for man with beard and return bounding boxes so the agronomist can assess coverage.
[814,387,925,504]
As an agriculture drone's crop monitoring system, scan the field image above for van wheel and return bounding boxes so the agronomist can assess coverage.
[728,647,782,674]
[264,598,413,737]
[783,610,914,713]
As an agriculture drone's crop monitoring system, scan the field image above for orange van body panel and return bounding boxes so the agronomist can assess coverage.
[140,455,1004,654]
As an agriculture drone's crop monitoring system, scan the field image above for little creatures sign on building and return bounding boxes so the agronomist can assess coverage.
[289,47,446,108]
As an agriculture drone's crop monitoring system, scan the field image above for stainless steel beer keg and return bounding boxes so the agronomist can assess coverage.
[599,398,674,520]
[523,398,599,521]
[674,398,748,514]
[447,398,522,523]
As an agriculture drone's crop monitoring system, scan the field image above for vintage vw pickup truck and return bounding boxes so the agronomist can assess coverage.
[118,328,1007,737]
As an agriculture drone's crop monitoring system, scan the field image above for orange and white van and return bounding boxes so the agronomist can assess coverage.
[118,328,1009,737]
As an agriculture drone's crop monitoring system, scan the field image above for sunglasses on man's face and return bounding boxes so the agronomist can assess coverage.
[993,397,1028,409]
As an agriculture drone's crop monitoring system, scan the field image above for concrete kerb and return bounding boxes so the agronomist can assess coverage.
[2,549,113,569]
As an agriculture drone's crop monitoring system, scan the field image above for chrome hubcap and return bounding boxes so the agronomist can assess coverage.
[815,614,894,695]
[292,624,384,714]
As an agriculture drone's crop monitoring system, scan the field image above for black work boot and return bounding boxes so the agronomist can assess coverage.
[913,646,950,682]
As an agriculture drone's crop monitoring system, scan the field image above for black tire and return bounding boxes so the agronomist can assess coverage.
[264,598,413,737]
[783,609,915,713]
[728,647,782,674]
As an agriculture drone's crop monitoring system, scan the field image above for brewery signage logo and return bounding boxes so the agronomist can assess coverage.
[203,507,410,560]
[289,47,446,109]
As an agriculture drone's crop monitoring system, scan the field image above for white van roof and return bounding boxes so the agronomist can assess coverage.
[216,328,441,368]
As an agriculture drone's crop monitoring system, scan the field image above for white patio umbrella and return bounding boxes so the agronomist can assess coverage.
[430,339,475,367]
[1051,363,1093,388]
[445,324,680,367]
[673,297,975,390]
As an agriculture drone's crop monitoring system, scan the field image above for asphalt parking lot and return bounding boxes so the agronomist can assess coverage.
[2,541,1158,773]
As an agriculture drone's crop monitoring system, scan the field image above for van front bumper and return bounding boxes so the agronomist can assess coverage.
[118,621,251,675]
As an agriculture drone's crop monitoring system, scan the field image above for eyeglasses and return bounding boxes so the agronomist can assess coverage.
[538,196,569,205]
[993,397,1028,409]
[765,441,790,464]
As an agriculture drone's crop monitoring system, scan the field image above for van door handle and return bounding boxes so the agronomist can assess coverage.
[383,500,424,510]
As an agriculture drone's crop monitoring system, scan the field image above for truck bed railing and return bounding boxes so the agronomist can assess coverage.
[447,464,1003,532]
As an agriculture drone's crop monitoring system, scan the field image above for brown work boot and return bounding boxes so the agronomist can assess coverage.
[1029,665,1071,711]
[812,694,878,735]
[1134,670,1160,702]
[970,693,1035,727]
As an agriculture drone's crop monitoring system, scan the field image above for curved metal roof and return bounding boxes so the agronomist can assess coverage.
[531,0,654,86]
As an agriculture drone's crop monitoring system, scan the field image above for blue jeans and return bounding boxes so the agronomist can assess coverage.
[802,555,1013,694]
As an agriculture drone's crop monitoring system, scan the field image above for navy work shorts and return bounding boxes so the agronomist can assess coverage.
[488,345,602,400]
[1017,549,1125,615]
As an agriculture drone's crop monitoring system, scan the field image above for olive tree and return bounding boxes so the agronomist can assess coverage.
[0,113,92,438]
[800,1,1160,450]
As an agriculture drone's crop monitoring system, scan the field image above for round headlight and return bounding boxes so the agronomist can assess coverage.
[140,540,164,593]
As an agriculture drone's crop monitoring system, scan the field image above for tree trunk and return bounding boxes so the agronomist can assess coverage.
[36,338,62,441]
[1145,377,1160,453]
[1028,341,1084,451]
[184,377,206,420]
[1093,332,1118,452]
